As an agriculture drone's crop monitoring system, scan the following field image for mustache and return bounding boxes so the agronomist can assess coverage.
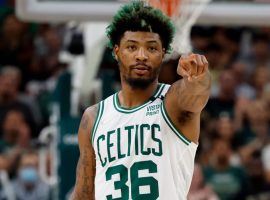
[130,62,151,69]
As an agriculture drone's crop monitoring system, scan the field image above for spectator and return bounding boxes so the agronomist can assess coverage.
[0,13,33,70]
[234,99,270,171]
[239,32,270,75]
[188,163,219,200]
[231,61,255,99]
[30,25,63,81]
[251,66,270,98]
[1,109,32,151]
[205,69,236,119]
[204,42,225,96]
[203,138,249,200]
[0,66,37,136]
[12,150,50,200]
[245,149,270,199]
[0,108,32,176]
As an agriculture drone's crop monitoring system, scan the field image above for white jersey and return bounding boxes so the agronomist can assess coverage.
[92,83,198,200]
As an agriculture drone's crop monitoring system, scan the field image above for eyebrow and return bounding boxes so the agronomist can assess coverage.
[126,40,159,44]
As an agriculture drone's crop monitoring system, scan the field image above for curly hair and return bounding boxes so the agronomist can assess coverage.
[106,0,175,53]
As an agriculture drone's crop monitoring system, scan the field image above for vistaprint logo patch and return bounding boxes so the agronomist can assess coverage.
[146,104,160,116]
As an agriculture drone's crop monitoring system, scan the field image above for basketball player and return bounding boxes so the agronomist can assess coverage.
[71,1,211,199]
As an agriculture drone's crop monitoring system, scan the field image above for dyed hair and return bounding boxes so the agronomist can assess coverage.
[106,1,175,53]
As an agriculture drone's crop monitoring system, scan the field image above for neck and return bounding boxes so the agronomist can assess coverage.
[119,78,158,108]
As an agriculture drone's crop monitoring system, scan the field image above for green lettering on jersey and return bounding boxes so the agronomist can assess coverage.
[135,125,139,155]
[140,124,151,155]
[97,134,107,167]
[117,128,125,159]
[107,130,116,163]
[125,125,134,157]
[151,124,163,156]
[98,123,163,168]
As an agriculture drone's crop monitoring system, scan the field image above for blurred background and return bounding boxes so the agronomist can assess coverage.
[0,0,270,199]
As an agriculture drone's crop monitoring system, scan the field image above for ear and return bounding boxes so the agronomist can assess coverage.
[113,45,119,61]
[162,48,166,58]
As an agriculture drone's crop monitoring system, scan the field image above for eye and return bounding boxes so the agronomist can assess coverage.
[148,46,157,52]
[127,45,137,51]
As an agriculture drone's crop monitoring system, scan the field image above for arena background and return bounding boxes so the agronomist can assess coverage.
[0,0,270,199]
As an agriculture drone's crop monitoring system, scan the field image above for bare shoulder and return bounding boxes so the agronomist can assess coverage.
[78,103,100,146]
[84,103,99,121]
[80,104,99,133]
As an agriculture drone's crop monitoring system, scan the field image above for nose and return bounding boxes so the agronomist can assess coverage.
[135,47,148,62]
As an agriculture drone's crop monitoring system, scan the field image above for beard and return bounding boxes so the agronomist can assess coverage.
[118,58,161,89]
[124,76,156,89]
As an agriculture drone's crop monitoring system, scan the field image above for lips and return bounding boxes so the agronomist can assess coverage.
[131,63,151,76]
[133,67,150,76]
[133,65,149,70]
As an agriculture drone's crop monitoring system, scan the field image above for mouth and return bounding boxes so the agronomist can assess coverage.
[132,65,150,76]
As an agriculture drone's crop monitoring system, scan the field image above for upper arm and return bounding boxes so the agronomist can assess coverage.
[71,104,98,200]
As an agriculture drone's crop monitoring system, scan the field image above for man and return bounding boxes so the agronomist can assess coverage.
[71,1,211,199]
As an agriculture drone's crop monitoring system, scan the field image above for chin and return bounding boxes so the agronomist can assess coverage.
[125,77,156,89]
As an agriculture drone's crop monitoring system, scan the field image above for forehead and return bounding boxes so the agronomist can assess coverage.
[120,31,162,44]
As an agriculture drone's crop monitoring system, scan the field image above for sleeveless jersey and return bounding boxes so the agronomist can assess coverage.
[92,83,198,200]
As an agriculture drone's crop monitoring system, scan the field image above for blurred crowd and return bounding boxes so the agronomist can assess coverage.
[0,1,65,199]
[0,0,270,200]
[188,26,270,200]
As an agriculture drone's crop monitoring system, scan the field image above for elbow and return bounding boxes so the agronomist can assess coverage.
[181,94,210,113]
[178,110,194,125]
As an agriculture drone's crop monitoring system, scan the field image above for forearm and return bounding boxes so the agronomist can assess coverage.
[70,153,95,200]
[70,171,94,200]
[70,186,94,200]
[174,70,211,113]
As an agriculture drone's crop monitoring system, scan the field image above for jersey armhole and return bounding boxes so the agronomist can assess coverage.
[161,101,198,148]
[90,101,104,145]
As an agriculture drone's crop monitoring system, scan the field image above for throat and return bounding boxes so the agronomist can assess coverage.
[118,82,159,108]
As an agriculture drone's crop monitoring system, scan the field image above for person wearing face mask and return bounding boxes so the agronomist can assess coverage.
[11,151,50,200]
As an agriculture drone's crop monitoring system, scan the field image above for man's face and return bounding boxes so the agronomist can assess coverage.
[114,31,165,89]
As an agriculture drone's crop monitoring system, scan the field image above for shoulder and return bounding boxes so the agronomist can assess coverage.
[83,103,100,126]
[79,103,99,139]
[77,103,105,150]
[85,103,99,119]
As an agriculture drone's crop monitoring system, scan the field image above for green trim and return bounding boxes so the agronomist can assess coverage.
[153,84,166,99]
[161,101,191,145]
[113,84,165,114]
[91,101,104,144]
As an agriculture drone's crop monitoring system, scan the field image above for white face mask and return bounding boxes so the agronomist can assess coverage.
[19,167,38,184]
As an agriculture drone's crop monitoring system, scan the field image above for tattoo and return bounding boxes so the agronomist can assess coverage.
[71,104,99,200]
[81,149,91,195]
[81,114,89,130]
[71,149,95,200]
[80,104,98,131]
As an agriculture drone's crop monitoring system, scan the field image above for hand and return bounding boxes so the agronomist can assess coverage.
[177,53,209,81]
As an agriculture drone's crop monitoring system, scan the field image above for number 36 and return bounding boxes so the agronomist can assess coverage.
[106,160,159,200]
